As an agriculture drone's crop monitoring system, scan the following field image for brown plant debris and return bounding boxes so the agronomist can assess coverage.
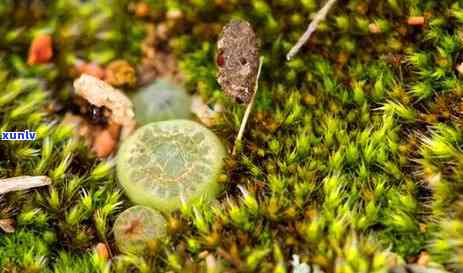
[217,20,260,104]
[0,176,51,195]
[73,74,135,139]
[138,24,181,85]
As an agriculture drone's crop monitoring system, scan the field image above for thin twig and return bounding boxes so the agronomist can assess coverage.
[0,176,51,194]
[286,0,338,60]
[232,56,264,155]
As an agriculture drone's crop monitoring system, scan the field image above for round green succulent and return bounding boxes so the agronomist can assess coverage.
[113,205,166,254]
[117,120,226,212]
[131,78,191,125]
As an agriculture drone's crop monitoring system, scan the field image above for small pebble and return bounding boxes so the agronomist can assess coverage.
[134,2,150,17]
[368,23,381,33]
[92,129,116,158]
[95,242,109,260]
[407,16,425,26]
[105,60,136,87]
[73,74,136,139]
[75,61,106,80]
[27,34,53,65]
[417,251,430,266]
[166,9,183,20]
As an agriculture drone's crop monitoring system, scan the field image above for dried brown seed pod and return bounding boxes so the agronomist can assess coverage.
[217,20,260,104]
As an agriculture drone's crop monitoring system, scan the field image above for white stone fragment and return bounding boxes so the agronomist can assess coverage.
[73,74,136,139]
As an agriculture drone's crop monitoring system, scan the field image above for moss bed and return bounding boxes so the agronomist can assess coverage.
[1,0,463,272]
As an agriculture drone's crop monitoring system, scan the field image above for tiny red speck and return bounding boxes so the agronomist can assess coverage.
[216,52,225,66]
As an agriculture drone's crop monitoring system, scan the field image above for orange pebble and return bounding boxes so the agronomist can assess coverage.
[407,16,425,26]
[27,34,53,65]
[134,2,150,17]
[92,129,116,158]
[104,60,136,87]
[76,62,106,80]
[166,9,183,20]
[95,243,109,260]
[368,23,381,34]
[417,251,430,266]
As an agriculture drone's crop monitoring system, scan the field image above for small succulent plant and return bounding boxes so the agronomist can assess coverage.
[113,205,166,254]
[131,79,191,125]
[117,120,226,212]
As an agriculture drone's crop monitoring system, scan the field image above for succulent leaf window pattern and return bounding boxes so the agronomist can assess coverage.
[117,120,226,212]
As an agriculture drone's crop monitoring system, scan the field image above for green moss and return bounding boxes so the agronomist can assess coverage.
[0,230,50,271]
